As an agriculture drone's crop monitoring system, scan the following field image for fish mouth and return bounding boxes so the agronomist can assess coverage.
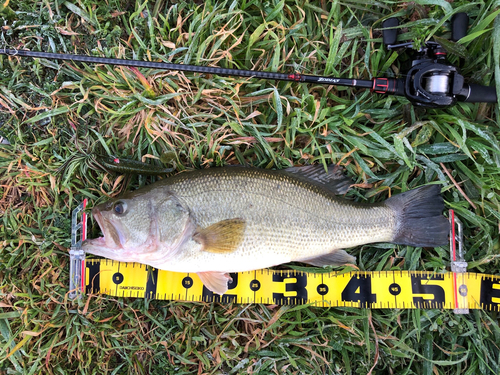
[82,207,125,257]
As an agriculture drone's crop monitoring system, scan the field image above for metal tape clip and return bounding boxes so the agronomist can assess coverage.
[449,209,469,314]
[69,199,87,299]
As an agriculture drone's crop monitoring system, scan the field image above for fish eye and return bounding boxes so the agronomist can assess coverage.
[113,201,127,215]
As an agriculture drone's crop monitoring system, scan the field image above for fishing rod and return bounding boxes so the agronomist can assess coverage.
[0,13,496,108]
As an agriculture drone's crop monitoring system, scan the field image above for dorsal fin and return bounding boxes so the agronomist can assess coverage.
[282,164,352,195]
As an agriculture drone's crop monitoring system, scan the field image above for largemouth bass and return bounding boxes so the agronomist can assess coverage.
[82,165,449,294]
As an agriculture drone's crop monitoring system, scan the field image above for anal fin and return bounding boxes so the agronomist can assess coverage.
[197,271,233,295]
[299,250,356,267]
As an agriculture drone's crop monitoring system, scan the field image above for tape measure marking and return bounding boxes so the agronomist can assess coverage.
[84,259,500,310]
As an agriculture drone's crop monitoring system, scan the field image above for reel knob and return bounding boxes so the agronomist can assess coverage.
[382,18,399,47]
[451,13,469,42]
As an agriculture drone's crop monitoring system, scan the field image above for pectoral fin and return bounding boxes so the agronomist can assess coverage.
[197,271,232,295]
[193,218,246,253]
[300,250,356,267]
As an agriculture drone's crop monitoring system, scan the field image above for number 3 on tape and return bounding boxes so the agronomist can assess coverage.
[272,272,308,304]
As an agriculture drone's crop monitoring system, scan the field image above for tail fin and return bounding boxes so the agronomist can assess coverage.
[385,185,449,247]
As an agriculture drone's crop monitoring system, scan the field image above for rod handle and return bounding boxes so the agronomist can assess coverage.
[460,83,498,103]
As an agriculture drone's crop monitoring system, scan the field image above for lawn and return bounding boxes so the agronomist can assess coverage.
[1,0,500,374]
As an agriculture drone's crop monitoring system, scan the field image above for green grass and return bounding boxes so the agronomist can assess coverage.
[1,0,500,373]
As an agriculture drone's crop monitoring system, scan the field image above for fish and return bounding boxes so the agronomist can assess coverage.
[82,165,449,295]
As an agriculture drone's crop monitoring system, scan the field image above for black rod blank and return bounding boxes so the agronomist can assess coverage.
[0,48,372,89]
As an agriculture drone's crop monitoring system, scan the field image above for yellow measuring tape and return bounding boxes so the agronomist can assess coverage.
[83,259,500,311]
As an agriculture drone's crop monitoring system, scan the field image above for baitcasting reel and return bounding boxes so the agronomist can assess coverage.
[377,13,497,108]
